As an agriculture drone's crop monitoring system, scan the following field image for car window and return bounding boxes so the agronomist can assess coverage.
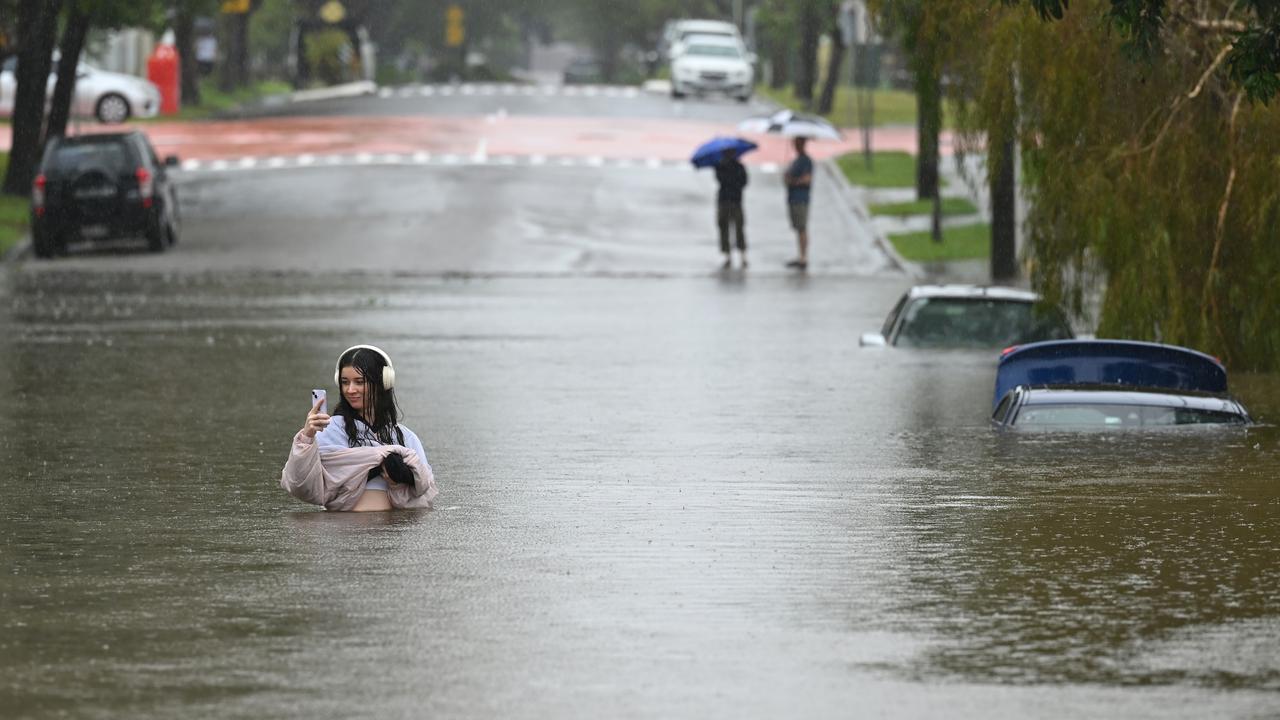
[1013,403,1247,428]
[681,30,734,42]
[2,57,15,73]
[686,44,742,59]
[993,393,1015,423]
[881,293,908,338]
[895,298,1072,349]
[46,141,132,175]
[136,136,161,169]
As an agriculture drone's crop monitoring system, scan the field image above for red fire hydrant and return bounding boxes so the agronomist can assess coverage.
[147,32,180,115]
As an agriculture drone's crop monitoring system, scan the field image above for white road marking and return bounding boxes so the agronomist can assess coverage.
[176,153,777,175]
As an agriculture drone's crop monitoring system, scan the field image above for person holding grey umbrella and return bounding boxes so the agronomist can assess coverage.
[784,136,814,271]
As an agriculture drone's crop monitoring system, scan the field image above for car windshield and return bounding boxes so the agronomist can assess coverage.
[1014,403,1247,428]
[686,44,741,58]
[49,142,131,174]
[895,297,1072,348]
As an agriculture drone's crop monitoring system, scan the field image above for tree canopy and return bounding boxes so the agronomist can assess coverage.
[914,0,1280,369]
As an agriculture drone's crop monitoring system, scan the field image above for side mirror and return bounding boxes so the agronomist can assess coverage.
[164,155,180,167]
[859,332,887,348]
[747,52,758,65]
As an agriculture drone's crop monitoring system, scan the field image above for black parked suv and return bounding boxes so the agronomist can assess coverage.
[31,131,180,258]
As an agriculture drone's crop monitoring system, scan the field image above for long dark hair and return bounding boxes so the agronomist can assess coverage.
[333,347,404,447]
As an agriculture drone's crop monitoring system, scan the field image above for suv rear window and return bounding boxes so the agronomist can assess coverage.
[46,140,133,175]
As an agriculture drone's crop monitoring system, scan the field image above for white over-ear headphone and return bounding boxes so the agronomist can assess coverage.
[334,344,396,390]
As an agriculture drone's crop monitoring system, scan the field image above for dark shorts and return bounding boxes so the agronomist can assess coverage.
[788,203,810,231]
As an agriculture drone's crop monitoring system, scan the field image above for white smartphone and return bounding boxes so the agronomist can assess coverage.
[311,388,327,414]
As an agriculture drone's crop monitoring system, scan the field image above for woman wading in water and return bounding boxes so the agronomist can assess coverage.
[281,345,437,511]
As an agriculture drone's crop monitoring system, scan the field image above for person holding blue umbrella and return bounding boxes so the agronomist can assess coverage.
[692,136,756,269]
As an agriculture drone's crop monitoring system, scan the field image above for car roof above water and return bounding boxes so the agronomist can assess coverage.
[906,284,1041,303]
[1022,386,1242,411]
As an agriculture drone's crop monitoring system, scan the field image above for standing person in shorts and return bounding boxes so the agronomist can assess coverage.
[783,137,813,271]
[714,147,749,269]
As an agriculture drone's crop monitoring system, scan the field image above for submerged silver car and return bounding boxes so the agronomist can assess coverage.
[861,285,1075,349]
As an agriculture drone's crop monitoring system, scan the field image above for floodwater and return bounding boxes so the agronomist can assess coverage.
[1,268,1278,719]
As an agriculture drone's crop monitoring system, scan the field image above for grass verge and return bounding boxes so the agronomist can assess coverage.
[140,79,293,121]
[0,153,30,257]
[889,223,991,262]
[836,151,949,189]
[869,196,977,217]
[756,85,953,128]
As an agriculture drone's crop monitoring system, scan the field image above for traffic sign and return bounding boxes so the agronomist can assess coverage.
[221,0,250,13]
[319,1,346,24]
[445,4,465,47]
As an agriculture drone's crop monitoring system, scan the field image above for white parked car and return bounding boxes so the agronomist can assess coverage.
[0,56,161,124]
[670,34,754,102]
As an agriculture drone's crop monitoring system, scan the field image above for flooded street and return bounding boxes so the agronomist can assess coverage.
[2,268,1278,718]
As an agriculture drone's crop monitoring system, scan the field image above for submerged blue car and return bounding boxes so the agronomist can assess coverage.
[991,340,1253,430]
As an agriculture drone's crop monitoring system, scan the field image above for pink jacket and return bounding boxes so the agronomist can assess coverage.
[280,430,438,511]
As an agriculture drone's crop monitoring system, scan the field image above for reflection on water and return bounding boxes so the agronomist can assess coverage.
[1,268,1278,717]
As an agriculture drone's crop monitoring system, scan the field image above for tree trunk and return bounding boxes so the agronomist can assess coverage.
[990,133,1018,281]
[174,7,201,107]
[46,1,89,140]
[816,10,846,115]
[796,0,822,104]
[2,0,60,196]
[218,11,249,91]
[768,42,789,89]
[915,62,940,202]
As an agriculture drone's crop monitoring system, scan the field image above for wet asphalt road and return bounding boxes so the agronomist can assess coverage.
[1,88,1279,719]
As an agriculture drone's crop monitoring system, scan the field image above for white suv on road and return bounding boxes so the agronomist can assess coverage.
[670,34,754,102]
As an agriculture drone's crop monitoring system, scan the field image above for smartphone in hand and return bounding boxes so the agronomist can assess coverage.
[311,388,327,415]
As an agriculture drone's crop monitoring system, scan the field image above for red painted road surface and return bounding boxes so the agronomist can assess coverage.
[1,115,952,164]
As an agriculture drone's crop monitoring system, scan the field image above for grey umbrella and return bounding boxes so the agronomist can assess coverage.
[737,109,843,140]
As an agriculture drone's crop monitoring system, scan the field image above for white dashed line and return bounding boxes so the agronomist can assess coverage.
[175,153,780,175]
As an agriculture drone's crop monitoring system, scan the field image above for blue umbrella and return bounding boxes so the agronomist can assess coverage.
[690,136,758,168]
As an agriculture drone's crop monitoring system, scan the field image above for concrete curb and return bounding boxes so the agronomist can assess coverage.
[272,81,378,105]
[292,80,378,103]
[642,79,672,94]
[819,158,919,278]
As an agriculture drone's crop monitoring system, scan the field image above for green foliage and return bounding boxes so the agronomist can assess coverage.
[1010,0,1280,103]
[0,153,28,256]
[889,223,991,261]
[305,28,355,85]
[758,84,949,127]
[869,197,977,216]
[248,0,295,74]
[953,0,1280,369]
